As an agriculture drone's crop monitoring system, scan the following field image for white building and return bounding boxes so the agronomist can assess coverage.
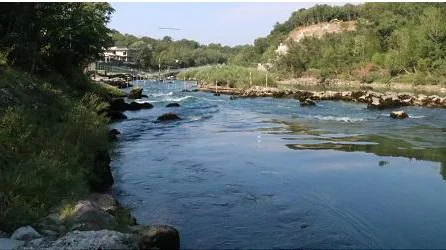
[103,47,135,62]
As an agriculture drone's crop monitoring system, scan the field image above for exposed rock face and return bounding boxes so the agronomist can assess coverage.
[157,113,182,122]
[90,151,114,192]
[10,226,41,241]
[166,103,180,107]
[300,98,316,107]
[47,230,137,250]
[390,111,409,119]
[128,88,143,99]
[134,225,180,250]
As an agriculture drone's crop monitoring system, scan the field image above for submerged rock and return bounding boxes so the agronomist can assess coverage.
[128,88,143,99]
[156,113,182,122]
[10,226,41,241]
[165,103,180,107]
[133,225,180,250]
[300,98,315,107]
[390,110,408,119]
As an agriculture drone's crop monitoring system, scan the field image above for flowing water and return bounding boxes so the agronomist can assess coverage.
[111,80,446,249]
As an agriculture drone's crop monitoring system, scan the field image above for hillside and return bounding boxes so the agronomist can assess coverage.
[288,20,356,42]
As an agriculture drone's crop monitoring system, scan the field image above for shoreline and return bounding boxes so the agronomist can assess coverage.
[198,84,446,109]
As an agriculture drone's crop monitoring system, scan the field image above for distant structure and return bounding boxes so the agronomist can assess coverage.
[103,47,136,63]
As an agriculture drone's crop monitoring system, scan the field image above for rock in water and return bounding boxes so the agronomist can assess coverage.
[156,113,182,122]
[166,103,180,107]
[107,111,127,122]
[128,88,143,99]
[49,230,136,250]
[10,226,41,241]
[135,225,180,250]
[300,98,315,107]
[390,110,408,119]
[127,102,153,111]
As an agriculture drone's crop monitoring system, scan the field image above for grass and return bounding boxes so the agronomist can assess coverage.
[178,65,277,89]
[0,67,117,232]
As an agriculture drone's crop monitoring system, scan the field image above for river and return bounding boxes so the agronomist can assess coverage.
[111,80,446,249]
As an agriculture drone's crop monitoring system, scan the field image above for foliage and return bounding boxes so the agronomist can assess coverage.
[178,65,276,88]
[0,69,112,232]
[0,3,114,75]
[111,31,236,69]
[266,3,446,84]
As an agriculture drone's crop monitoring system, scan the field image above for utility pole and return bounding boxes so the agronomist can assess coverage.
[249,71,252,87]
[265,71,268,88]
[158,57,161,81]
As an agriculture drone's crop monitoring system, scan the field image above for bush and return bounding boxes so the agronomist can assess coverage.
[0,69,111,232]
[178,65,277,88]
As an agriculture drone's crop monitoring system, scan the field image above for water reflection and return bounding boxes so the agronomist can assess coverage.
[284,132,446,181]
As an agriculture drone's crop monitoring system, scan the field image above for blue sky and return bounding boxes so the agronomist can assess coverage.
[109,2,319,46]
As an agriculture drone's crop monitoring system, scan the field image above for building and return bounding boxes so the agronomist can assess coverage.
[103,47,136,63]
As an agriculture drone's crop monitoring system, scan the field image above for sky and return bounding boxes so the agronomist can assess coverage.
[109,2,320,46]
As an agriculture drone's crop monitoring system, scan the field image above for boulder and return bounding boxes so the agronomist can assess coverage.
[86,193,119,216]
[10,226,41,241]
[126,102,153,111]
[128,88,143,99]
[107,111,127,122]
[48,230,136,250]
[367,97,381,109]
[109,98,126,111]
[300,98,315,107]
[65,200,117,231]
[156,113,182,122]
[390,111,409,119]
[165,103,180,107]
[135,225,180,250]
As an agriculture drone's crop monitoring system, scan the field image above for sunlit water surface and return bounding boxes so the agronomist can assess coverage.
[112,81,446,249]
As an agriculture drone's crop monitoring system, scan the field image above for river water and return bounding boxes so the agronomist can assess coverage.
[111,80,446,249]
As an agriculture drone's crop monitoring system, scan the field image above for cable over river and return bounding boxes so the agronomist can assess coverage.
[111,80,446,249]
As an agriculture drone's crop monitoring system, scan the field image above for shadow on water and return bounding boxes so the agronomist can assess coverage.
[285,133,446,181]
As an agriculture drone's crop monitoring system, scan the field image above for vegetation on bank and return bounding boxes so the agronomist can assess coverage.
[178,65,276,89]
[0,3,122,232]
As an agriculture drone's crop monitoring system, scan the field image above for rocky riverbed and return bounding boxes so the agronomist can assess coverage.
[199,85,446,109]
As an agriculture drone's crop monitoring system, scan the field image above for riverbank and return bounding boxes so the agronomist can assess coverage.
[199,84,446,109]
[0,68,180,249]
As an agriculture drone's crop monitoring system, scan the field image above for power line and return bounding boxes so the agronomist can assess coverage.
[158,27,181,30]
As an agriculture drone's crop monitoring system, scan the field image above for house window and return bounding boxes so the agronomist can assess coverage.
[123,51,126,55]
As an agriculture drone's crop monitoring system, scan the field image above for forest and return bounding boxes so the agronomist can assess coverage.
[120,3,446,85]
